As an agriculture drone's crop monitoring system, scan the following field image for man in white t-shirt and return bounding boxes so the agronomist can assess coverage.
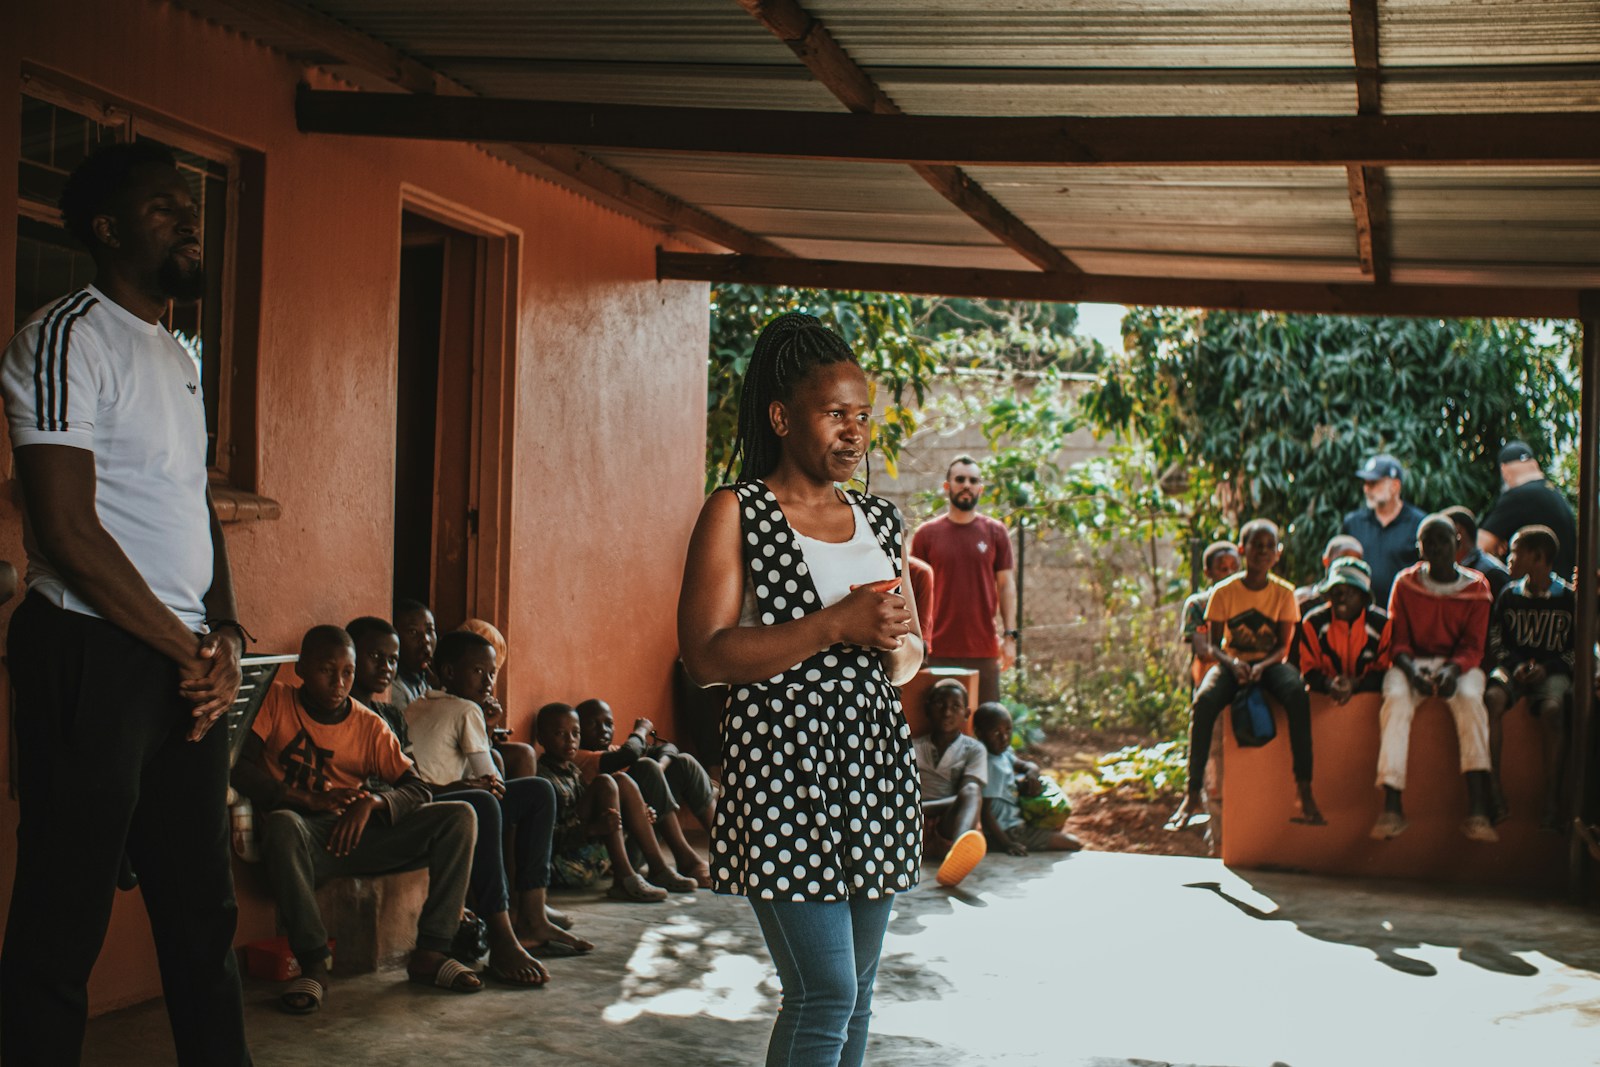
[0,142,250,1065]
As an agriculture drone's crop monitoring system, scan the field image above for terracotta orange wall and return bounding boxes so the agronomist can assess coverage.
[5,0,709,1012]
[1220,693,1564,889]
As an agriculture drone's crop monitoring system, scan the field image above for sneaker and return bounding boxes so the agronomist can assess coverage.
[1370,811,1409,840]
[1461,816,1500,843]
[935,829,987,888]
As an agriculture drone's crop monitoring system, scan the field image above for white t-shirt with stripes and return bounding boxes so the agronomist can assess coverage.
[1,286,214,629]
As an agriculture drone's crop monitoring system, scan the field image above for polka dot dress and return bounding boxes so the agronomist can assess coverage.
[711,481,923,902]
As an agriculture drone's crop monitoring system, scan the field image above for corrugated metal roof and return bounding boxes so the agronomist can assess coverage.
[966,166,1359,262]
[188,0,1600,293]
[1380,0,1600,67]
[593,152,1015,267]
[807,0,1357,69]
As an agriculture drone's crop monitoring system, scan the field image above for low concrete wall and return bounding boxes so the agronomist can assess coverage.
[1220,692,1564,890]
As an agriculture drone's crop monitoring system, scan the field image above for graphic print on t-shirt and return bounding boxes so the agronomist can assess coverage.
[278,728,335,792]
[1222,607,1280,660]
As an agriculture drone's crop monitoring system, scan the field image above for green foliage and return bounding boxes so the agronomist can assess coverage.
[705,285,942,492]
[1019,606,1192,738]
[1083,310,1580,584]
[1096,740,1188,799]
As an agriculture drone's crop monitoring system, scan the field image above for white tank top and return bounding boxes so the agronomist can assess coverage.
[740,502,895,625]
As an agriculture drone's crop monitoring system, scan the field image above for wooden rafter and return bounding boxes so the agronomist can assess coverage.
[656,251,1583,320]
[172,0,788,255]
[1346,0,1391,281]
[294,90,1600,168]
[735,0,1079,274]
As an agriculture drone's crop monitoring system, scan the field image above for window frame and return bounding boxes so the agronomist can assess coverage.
[16,69,266,497]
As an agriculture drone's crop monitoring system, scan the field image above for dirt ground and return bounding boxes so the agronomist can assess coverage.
[1027,726,1212,858]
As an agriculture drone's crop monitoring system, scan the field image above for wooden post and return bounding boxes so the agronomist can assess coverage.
[1571,294,1600,901]
[1014,510,1026,700]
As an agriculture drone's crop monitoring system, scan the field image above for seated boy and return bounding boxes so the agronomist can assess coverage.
[576,698,712,886]
[1485,525,1574,829]
[1168,519,1323,832]
[1294,534,1364,613]
[455,618,538,779]
[536,702,694,901]
[973,702,1082,855]
[347,616,411,768]
[1373,514,1498,842]
[1297,558,1389,704]
[403,631,592,970]
[914,678,989,887]
[1180,541,1241,689]
[390,598,437,714]
[231,626,481,1012]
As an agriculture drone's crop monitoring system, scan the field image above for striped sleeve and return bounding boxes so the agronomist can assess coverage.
[1,291,104,450]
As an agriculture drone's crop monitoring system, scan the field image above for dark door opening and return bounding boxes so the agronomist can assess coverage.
[394,212,479,630]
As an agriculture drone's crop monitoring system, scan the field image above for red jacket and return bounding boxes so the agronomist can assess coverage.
[1385,562,1493,672]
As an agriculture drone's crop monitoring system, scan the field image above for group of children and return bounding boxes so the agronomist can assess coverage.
[232,602,715,1014]
[913,678,1083,889]
[1171,514,1576,845]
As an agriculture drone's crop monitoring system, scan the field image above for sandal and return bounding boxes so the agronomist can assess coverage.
[408,957,483,993]
[647,868,699,894]
[606,873,669,903]
[936,829,987,888]
[279,976,324,1015]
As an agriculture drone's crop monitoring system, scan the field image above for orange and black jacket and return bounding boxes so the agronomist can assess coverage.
[1296,602,1391,693]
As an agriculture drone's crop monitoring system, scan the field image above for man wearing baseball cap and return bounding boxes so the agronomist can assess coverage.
[1341,453,1426,605]
[1477,442,1577,577]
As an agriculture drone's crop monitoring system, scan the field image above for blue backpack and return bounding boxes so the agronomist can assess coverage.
[1230,684,1277,748]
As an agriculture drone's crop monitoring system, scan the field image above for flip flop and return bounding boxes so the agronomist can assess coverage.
[279,976,324,1015]
[486,959,549,987]
[936,829,987,888]
[523,939,588,958]
[408,957,483,993]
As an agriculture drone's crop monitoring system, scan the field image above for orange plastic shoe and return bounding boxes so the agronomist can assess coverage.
[936,829,987,888]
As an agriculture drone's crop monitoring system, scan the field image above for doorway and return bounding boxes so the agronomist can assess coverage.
[393,205,517,632]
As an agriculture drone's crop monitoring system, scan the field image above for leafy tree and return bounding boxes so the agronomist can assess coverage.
[1082,310,1580,584]
[705,285,941,491]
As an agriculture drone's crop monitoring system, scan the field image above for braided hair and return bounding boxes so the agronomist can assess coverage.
[726,311,866,486]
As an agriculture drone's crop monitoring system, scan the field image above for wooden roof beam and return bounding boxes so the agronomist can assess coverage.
[657,251,1584,321]
[294,90,1600,168]
[1346,0,1391,281]
[173,0,787,256]
[736,0,1079,274]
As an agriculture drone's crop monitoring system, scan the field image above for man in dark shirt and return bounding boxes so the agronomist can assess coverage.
[1341,453,1426,606]
[1442,505,1510,601]
[1478,442,1577,578]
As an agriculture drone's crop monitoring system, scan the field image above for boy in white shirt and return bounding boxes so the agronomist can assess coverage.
[913,679,989,886]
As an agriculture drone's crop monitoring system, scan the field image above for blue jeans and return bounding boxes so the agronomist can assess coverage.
[749,894,895,1067]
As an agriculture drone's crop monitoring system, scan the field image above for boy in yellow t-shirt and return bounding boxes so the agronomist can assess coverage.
[1166,519,1324,833]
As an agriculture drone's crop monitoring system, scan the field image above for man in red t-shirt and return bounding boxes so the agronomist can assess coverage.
[911,455,1017,702]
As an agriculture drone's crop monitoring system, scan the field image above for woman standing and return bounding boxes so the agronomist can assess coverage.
[678,312,925,1066]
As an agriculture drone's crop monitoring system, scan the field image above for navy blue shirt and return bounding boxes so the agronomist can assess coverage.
[1461,546,1510,602]
[1341,502,1426,607]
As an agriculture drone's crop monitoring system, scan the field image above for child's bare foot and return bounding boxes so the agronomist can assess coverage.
[1164,795,1207,832]
[513,915,594,956]
[544,905,573,930]
[1291,784,1326,826]
[485,929,550,987]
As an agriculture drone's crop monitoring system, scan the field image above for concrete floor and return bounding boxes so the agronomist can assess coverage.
[84,849,1600,1066]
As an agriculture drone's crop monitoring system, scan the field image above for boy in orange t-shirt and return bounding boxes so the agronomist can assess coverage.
[1167,519,1324,833]
[231,625,483,1012]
